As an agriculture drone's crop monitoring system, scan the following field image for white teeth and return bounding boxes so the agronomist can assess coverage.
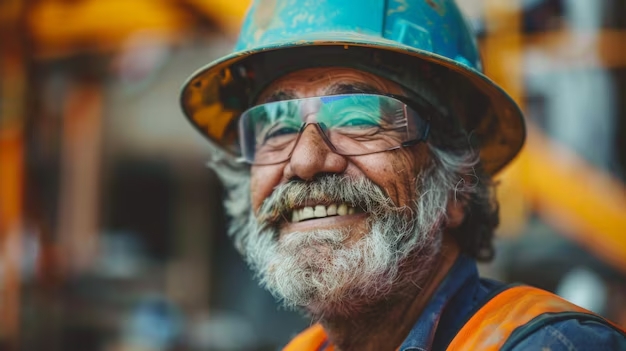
[327,204,337,216]
[290,203,358,223]
[300,207,315,221]
[337,204,348,216]
[314,205,327,218]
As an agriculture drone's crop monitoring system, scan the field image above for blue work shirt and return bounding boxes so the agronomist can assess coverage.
[398,255,626,350]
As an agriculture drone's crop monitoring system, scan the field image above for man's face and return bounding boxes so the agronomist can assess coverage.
[251,67,427,241]
[236,67,452,317]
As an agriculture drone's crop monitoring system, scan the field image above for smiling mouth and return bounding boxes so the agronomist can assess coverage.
[290,203,365,223]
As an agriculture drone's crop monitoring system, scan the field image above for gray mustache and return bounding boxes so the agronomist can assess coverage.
[255,175,395,226]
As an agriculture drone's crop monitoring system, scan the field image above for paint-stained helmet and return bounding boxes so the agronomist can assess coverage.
[180,0,525,174]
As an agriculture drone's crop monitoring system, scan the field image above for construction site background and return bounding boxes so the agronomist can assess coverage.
[0,1,625,350]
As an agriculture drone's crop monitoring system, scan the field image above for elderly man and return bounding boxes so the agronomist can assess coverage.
[180,0,625,350]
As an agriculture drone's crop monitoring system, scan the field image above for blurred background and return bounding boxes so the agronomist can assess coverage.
[0,0,625,350]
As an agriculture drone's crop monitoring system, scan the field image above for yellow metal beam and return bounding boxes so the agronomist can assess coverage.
[29,0,188,57]
[181,0,251,36]
[484,30,626,72]
[28,0,253,57]
[522,128,626,273]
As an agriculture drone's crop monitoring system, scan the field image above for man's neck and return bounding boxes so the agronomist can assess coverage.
[317,235,460,351]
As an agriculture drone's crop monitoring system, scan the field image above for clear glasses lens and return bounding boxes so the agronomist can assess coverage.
[239,94,429,165]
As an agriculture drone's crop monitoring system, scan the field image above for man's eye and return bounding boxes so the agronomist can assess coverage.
[331,107,381,128]
[266,127,298,139]
[339,118,379,128]
[261,125,299,145]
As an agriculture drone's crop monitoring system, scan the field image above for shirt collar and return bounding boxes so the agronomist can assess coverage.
[398,254,479,351]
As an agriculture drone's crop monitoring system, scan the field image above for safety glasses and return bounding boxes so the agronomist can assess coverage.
[238,94,431,165]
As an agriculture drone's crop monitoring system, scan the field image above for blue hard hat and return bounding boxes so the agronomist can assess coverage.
[180,0,525,174]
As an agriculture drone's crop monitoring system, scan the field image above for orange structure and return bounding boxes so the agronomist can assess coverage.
[1,0,625,347]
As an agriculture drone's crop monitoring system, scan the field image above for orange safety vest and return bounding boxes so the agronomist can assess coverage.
[283,285,626,351]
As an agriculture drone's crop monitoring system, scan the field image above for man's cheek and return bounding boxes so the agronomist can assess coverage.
[251,167,285,212]
[250,174,265,214]
[393,152,420,206]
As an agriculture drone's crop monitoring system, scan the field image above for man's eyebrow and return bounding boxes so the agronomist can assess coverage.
[260,83,382,103]
[260,90,298,103]
[326,83,383,95]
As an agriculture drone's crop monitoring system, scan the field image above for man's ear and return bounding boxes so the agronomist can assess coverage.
[445,195,466,229]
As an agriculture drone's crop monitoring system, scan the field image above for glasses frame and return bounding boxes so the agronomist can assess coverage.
[237,93,432,165]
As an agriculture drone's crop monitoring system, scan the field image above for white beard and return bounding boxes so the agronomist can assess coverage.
[237,175,448,318]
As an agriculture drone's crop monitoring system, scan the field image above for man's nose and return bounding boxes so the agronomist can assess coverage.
[284,124,348,181]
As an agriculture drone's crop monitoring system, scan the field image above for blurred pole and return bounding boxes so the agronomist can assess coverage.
[56,79,103,273]
[0,0,27,348]
[483,0,524,104]
[483,0,530,237]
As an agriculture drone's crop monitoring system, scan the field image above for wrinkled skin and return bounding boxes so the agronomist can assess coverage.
[247,67,464,351]
[251,67,435,241]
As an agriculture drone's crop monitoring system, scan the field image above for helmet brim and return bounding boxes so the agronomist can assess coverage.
[180,33,525,175]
